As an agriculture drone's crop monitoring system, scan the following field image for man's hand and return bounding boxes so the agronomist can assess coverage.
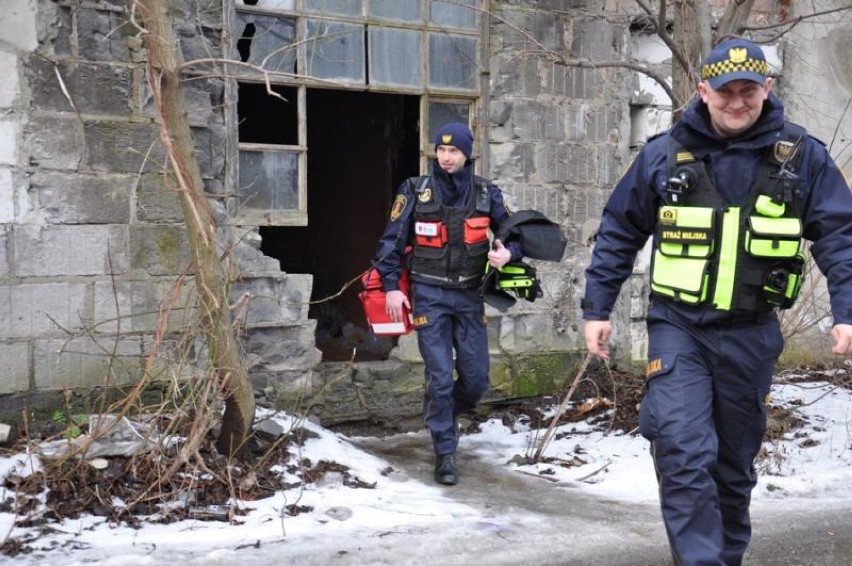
[584,320,612,360]
[831,323,852,355]
[385,290,410,323]
[488,239,511,268]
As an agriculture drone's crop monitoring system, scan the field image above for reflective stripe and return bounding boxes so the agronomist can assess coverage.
[713,208,740,310]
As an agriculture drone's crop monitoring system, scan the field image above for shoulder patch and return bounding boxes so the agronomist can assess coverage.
[390,194,407,221]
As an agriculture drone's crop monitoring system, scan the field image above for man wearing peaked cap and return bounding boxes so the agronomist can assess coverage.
[582,35,852,565]
[700,37,769,89]
[696,37,773,138]
[368,122,523,486]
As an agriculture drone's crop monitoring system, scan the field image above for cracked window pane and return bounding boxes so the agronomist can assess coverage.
[235,12,297,75]
[429,32,476,90]
[236,0,295,9]
[305,20,364,82]
[369,27,421,87]
[239,150,299,211]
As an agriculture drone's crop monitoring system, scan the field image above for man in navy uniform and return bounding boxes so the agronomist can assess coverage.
[371,122,518,485]
[583,38,852,564]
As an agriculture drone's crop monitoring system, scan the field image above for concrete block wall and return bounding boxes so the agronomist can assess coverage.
[0,0,317,405]
[485,1,632,365]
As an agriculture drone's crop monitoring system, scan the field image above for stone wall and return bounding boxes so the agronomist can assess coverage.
[0,0,318,420]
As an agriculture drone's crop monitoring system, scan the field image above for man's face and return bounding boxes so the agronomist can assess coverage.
[697,77,773,138]
[436,145,467,173]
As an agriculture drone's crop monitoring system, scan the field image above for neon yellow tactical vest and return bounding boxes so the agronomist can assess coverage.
[650,124,807,312]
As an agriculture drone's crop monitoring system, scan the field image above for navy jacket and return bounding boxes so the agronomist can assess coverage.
[373,159,520,292]
[583,93,852,324]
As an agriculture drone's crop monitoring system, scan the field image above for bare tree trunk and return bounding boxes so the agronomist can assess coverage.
[671,1,704,121]
[692,0,713,55]
[135,0,255,458]
[718,0,757,37]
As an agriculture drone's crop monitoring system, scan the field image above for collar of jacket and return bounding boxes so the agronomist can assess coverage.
[431,159,475,206]
[672,91,786,157]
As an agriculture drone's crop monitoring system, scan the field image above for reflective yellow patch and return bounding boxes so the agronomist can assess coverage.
[646,358,662,376]
[413,315,428,327]
[418,188,432,203]
[390,194,406,221]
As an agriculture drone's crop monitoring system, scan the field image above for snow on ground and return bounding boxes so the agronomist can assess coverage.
[0,378,850,565]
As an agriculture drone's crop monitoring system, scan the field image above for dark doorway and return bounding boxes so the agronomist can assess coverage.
[260,89,420,361]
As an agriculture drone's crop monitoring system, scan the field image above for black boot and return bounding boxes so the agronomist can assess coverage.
[434,453,457,486]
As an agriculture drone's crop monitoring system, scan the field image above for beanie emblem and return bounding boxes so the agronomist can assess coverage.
[442,134,452,145]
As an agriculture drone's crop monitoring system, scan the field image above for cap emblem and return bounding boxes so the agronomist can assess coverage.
[441,134,452,145]
[729,47,747,63]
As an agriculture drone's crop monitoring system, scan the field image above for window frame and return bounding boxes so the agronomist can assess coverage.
[230,0,484,226]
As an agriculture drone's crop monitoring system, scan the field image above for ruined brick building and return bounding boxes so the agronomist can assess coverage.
[0,1,850,426]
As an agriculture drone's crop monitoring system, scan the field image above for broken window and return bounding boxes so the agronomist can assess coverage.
[236,0,295,9]
[232,0,482,226]
[236,82,303,224]
[235,12,296,75]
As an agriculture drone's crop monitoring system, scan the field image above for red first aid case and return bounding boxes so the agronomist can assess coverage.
[358,265,413,336]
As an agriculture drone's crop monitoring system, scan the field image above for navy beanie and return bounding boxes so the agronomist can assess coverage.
[434,122,473,158]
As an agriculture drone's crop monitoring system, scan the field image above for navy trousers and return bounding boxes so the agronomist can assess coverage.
[639,305,783,566]
[412,283,490,456]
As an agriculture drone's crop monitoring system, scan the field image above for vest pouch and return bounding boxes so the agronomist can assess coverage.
[415,221,448,249]
[656,206,715,258]
[464,216,490,245]
[745,216,802,258]
[762,253,805,309]
[650,250,710,304]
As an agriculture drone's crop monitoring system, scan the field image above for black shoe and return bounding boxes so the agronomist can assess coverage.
[434,453,457,486]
